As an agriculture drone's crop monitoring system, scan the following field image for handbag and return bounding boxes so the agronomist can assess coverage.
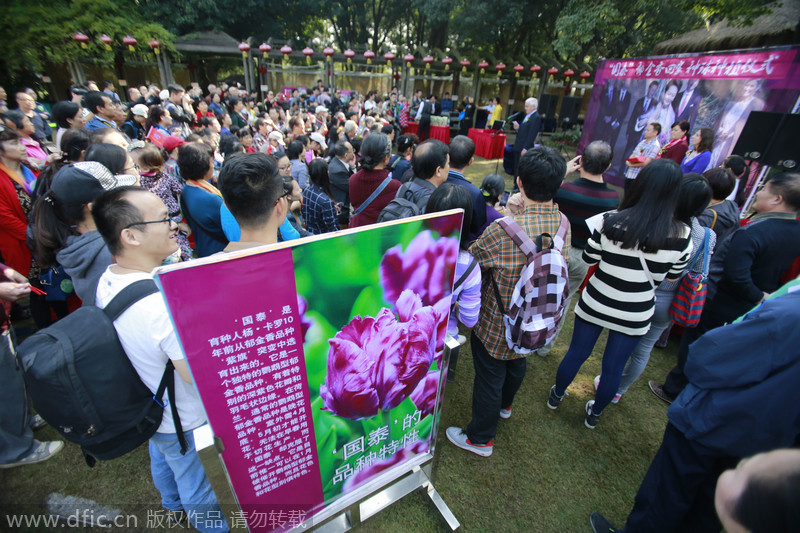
[669,228,711,327]
[39,263,75,301]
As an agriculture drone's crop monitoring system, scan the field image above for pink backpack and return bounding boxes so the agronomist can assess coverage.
[489,214,570,354]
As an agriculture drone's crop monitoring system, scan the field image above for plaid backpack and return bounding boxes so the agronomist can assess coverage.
[489,214,570,354]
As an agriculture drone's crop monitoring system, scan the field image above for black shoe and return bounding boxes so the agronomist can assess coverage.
[590,512,620,533]
[585,400,600,429]
[547,385,567,410]
[648,381,674,404]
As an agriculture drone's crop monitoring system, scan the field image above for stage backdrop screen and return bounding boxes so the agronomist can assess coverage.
[579,46,800,187]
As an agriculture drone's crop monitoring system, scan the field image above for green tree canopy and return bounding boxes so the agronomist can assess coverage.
[1,0,174,85]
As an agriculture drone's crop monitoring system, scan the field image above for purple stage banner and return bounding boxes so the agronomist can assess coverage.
[579,45,800,187]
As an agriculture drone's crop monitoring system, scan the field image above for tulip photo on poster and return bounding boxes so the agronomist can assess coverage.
[293,215,460,501]
[156,211,462,531]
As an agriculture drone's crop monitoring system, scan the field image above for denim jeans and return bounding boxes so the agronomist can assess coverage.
[0,329,36,464]
[554,316,642,415]
[617,288,675,395]
[149,429,229,533]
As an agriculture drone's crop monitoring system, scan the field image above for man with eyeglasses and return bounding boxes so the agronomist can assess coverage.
[91,186,229,533]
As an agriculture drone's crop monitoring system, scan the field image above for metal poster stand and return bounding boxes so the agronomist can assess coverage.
[195,337,462,533]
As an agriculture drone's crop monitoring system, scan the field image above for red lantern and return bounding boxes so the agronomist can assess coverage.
[122,35,137,52]
[442,57,453,70]
[423,55,434,69]
[404,53,415,67]
[99,34,113,51]
[579,71,592,95]
[303,47,314,64]
[74,32,90,49]
[239,42,251,58]
[148,39,161,55]
[363,50,375,64]
[547,67,559,82]
[344,49,355,65]
[460,58,471,72]
[495,62,506,77]
[478,60,489,74]
[513,64,524,78]
[259,66,267,75]
[384,52,395,62]
[564,68,575,79]
[280,45,292,56]
[259,43,271,58]
[323,47,335,62]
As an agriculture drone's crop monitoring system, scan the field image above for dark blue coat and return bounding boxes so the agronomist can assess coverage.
[668,289,800,457]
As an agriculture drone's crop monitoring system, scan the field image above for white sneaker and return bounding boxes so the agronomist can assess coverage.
[499,406,512,419]
[0,440,63,469]
[457,334,467,346]
[446,427,493,457]
[593,375,622,404]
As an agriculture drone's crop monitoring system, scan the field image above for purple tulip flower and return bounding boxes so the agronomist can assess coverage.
[297,295,311,343]
[410,371,439,417]
[320,290,437,420]
[380,231,458,308]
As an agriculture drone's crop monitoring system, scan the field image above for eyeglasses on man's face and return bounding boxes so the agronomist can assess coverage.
[123,217,173,230]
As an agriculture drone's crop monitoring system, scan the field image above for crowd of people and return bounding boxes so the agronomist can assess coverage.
[1,77,799,533]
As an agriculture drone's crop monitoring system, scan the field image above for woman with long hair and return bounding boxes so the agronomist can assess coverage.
[601,173,714,403]
[548,159,693,429]
[658,120,690,164]
[680,127,715,174]
[301,158,339,235]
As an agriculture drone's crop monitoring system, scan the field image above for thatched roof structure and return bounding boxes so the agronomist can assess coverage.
[654,2,800,54]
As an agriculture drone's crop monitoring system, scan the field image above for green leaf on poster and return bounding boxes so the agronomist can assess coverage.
[349,285,387,319]
[301,310,337,394]
[417,413,433,441]
[316,425,338,485]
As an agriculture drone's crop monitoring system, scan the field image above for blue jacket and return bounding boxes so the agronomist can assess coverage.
[668,289,800,457]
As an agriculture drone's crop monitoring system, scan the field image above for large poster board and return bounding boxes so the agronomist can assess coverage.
[579,45,800,186]
[155,212,462,532]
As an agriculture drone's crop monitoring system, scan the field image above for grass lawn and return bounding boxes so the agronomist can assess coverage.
[1,149,681,533]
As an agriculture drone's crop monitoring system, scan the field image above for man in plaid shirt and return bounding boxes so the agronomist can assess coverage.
[447,146,571,457]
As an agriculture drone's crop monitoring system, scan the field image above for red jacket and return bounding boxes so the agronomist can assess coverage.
[0,169,32,277]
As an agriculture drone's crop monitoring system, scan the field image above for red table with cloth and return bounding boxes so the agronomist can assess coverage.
[403,122,451,144]
[468,128,506,159]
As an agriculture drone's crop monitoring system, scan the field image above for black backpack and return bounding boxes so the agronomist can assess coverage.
[16,279,186,466]
[377,178,435,222]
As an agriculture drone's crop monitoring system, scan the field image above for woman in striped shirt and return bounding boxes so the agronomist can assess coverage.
[547,159,692,429]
